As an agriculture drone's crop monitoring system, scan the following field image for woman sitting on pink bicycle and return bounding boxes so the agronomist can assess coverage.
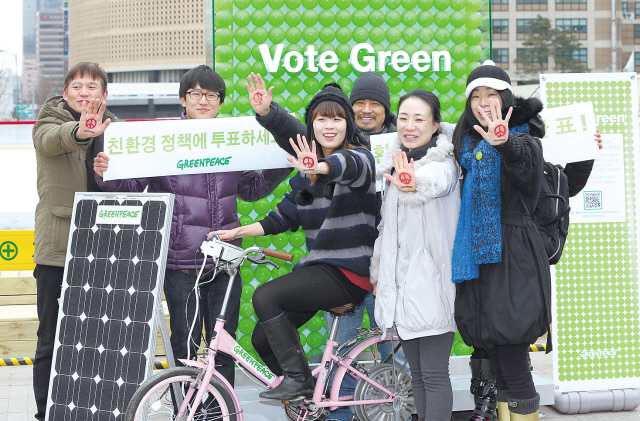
[212,82,377,402]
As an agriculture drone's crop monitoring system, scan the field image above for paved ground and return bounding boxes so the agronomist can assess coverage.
[2,352,639,420]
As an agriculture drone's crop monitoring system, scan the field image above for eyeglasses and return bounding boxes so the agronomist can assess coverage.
[186,91,221,102]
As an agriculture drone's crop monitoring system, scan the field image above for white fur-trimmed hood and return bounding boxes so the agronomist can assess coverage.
[376,122,457,205]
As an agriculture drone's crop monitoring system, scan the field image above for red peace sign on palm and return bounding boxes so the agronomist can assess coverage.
[398,172,412,185]
[252,92,263,105]
[303,157,315,168]
[86,118,97,129]
[494,124,507,138]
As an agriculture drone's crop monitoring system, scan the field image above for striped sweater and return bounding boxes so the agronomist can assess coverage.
[259,148,378,277]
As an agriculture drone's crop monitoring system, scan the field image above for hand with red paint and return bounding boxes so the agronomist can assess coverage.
[474,97,513,146]
[287,134,329,175]
[76,97,111,141]
[246,72,273,117]
[384,150,416,192]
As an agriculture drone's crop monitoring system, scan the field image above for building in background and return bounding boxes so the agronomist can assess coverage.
[23,0,38,57]
[22,0,66,116]
[68,0,208,117]
[491,0,639,84]
[22,55,38,106]
[36,10,65,103]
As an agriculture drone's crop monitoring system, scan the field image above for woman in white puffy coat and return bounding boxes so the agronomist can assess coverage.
[370,90,461,421]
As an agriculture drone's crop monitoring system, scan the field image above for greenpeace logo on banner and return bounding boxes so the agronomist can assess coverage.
[95,206,143,225]
[260,43,452,73]
[177,157,231,170]
[579,349,618,359]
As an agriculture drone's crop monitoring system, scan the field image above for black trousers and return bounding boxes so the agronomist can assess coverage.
[163,269,241,386]
[33,264,65,421]
[251,265,358,358]
[485,343,537,400]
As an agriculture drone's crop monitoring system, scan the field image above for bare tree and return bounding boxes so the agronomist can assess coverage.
[35,74,63,107]
[0,56,13,116]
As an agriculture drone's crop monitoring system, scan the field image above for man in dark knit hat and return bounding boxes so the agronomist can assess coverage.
[349,71,397,138]
[247,72,407,421]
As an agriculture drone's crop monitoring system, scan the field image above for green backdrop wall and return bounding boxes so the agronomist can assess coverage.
[211,0,491,361]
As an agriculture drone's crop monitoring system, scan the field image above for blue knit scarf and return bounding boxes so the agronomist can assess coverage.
[452,135,502,282]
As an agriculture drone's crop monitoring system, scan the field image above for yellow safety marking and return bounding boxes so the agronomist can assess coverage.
[529,343,546,352]
[0,230,35,271]
[10,358,20,366]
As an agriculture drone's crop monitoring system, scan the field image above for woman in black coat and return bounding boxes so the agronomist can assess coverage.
[451,61,550,421]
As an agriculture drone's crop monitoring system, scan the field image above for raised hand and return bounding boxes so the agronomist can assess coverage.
[93,151,110,177]
[76,98,111,140]
[473,97,513,146]
[246,72,274,117]
[594,129,603,150]
[384,150,416,192]
[287,134,322,174]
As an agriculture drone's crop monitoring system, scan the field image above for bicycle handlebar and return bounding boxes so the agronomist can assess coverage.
[262,248,294,262]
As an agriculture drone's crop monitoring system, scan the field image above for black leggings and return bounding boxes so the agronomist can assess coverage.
[485,343,537,400]
[251,265,354,357]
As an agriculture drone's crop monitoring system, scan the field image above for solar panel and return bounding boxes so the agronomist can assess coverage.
[46,193,175,421]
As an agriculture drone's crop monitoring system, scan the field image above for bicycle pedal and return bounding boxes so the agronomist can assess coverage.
[282,397,305,406]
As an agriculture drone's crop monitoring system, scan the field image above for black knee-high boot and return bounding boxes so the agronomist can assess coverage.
[468,358,497,421]
[258,312,314,401]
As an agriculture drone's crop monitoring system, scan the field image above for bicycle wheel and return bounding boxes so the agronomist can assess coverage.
[125,367,238,421]
[353,363,415,421]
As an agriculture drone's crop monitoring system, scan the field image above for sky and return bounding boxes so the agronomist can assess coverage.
[0,0,23,74]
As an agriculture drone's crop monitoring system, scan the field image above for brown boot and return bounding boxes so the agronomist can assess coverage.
[508,394,539,421]
[496,390,510,421]
[508,411,538,420]
[497,402,511,421]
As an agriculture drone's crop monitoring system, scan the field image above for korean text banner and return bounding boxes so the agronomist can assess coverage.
[541,73,640,393]
[102,117,293,181]
[370,132,396,192]
[539,102,598,165]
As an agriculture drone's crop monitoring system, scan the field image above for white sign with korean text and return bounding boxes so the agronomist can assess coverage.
[369,132,397,192]
[103,117,293,181]
[539,102,599,165]
[568,133,626,223]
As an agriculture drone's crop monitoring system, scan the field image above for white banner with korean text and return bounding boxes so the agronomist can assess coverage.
[102,116,293,181]
[369,132,397,192]
[539,102,599,165]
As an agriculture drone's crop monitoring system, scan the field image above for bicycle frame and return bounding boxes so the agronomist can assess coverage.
[167,238,405,421]
[178,319,403,420]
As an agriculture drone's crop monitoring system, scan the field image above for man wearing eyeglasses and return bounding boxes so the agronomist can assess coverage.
[92,65,291,387]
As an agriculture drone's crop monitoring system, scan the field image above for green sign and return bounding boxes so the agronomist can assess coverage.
[0,241,18,261]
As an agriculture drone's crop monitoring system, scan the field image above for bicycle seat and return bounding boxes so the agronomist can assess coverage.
[328,303,356,317]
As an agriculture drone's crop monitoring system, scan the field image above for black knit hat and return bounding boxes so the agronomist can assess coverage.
[349,72,391,114]
[304,82,369,149]
[465,60,513,98]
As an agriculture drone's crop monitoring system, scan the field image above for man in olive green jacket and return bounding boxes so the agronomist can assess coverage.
[31,62,115,421]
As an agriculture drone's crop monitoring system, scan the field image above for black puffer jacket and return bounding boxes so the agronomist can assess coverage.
[454,97,552,351]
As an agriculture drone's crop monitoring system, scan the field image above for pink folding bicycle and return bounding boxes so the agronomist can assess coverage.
[124,234,414,421]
